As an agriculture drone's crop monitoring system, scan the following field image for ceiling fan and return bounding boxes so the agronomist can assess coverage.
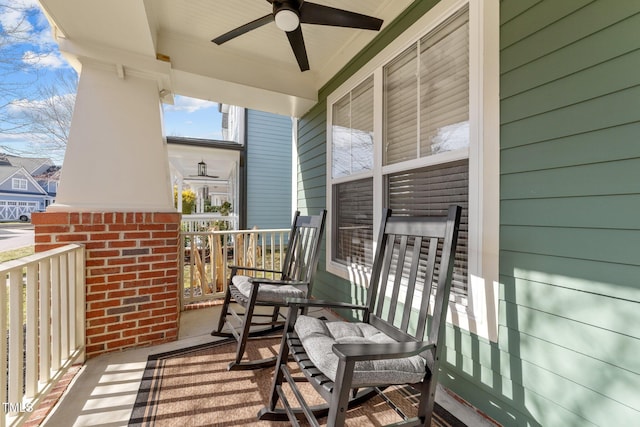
[212,0,383,72]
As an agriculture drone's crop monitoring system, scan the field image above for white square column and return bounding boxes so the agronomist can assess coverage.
[51,61,174,212]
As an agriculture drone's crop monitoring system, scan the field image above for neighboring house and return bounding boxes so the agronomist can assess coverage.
[168,106,293,230]
[0,154,59,221]
[244,109,293,230]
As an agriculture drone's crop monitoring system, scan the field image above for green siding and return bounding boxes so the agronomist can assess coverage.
[296,0,640,426]
[499,1,640,426]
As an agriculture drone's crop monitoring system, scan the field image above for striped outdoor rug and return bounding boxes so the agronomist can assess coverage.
[129,337,465,426]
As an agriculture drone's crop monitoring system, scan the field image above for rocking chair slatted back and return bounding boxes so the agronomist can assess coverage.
[366,211,458,353]
[260,205,462,426]
[281,212,325,288]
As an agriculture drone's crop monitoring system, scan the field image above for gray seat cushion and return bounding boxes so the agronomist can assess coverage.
[294,315,426,387]
[232,275,307,303]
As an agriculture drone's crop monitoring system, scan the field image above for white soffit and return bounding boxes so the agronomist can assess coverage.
[38,0,413,117]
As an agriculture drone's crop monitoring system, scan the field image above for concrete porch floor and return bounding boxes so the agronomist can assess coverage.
[40,304,330,427]
[40,305,496,427]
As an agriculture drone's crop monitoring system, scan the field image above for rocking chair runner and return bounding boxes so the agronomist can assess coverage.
[212,210,327,370]
[259,205,462,426]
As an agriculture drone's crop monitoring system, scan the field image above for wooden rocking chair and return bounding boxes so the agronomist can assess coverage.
[211,210,327,370]
[259,205,462,426]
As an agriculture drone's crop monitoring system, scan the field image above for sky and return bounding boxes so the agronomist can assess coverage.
[0,1,223,165]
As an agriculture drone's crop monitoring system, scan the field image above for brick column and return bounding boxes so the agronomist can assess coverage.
[32,211,181,358]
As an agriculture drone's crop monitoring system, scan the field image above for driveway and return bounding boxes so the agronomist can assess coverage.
[0,223,34,251]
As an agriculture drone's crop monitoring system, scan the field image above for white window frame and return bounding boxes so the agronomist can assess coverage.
[12,178,28,190]
[326,0,499,342]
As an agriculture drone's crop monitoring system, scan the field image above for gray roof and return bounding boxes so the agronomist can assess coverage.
[1,154,54,174]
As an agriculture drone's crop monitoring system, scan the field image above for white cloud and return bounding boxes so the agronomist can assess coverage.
[164,96,217,113]
[0,7,32,34]
[22,50,66,69]
[8,93,73,114]
[1,2,58,54]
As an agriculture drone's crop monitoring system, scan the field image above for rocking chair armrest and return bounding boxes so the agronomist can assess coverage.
[248,277,307,287]
[229,265,283,275]
[285,298,368,311]
[332,341,435,362]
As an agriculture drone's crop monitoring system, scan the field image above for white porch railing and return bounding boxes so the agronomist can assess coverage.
[1,244,85,427]
[181,228,290,309]
[181,214,238,232]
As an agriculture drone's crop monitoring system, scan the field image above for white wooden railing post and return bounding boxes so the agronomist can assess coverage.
[2,244,86,427]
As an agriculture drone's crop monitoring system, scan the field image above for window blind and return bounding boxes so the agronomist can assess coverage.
[350,76,374,174]
[420,10,469,156]
[332,94,351,179]
[333,178,374,267]
[383,9,469,166]
[387,160,469,301]
[383,45,418,165]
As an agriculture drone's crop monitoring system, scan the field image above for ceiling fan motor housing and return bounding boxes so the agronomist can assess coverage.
[273,1,300,32]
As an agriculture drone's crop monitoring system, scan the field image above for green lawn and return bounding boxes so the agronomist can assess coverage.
[0,246,35,263]
[2,246,34,327]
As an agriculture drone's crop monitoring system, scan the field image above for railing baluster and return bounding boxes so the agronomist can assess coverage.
[75,249,86,355]
[222,237,229,288]
[251,231,257,275]
[60,253,69,358]
[25,263,38,398]
[68,252,77,354]
[8,268,24,414]
[261,234,266,276]
[51,257,61,371]
[39,258,51,383]
[269,232,275,273]
[279,232,284,271]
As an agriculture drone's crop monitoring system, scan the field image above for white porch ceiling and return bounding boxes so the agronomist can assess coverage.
[38,0,413,117]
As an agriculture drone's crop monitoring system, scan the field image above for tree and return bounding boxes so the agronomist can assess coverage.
[5,70,76,160]
[174,187,196,214]
[0,1,74,162]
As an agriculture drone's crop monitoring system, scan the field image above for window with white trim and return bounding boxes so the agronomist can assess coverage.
[326,0,499,341]
[12,178,27,190]
[331,76,376,270]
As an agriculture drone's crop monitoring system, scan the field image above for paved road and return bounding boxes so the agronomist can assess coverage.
[0,223,34,252]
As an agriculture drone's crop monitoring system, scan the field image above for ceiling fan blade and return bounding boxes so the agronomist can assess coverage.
[299,2,383,30]
[212,14,274,45]
[286,26,310,72]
